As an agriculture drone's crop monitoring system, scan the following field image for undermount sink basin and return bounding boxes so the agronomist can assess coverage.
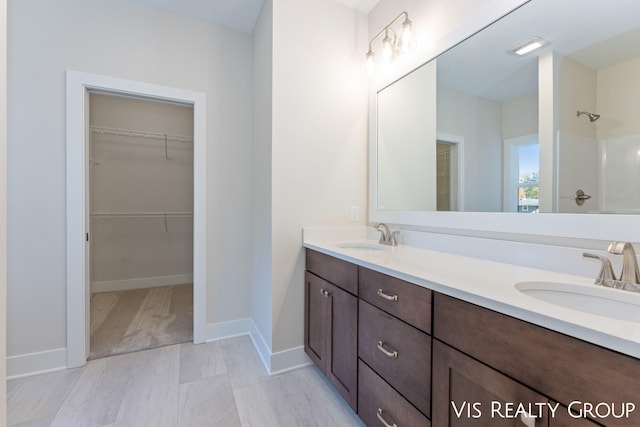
[335,242,387,252]
[515,281,640,323]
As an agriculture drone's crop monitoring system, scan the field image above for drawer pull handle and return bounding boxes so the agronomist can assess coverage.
[377,289,398,301]
[376,408,397,427]
[520,412,536,427]
[377,341,398,358]
[319,289,330,298]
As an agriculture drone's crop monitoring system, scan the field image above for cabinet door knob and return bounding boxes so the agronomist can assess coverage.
[377,289,398,301]
[376,408,397,427]
[520,412,536,427]
[377,341,398,358]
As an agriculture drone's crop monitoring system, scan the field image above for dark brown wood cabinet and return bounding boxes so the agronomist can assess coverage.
[432,339,549,427]
[358,299,431,416]
[550,404,602,427]
[358,360,430,427]
[358,266,432,333]
[357,266,432,422]
[433,293,640,427]
[305,250,640,427]
[304,251,358,410]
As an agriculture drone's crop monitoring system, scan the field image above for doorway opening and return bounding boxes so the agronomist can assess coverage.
[66,71,207,368]
[503,134,539,213]
[87,92,194,359]
[436,134,464,211]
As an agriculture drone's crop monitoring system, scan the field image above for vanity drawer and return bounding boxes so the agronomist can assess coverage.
[306,249,358,295]
[433,292,640,427]
[358,360,430,427]
[359,266,431,333]
[359,300,431,416]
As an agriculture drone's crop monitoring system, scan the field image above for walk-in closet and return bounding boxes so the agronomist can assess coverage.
[88,92,194,360]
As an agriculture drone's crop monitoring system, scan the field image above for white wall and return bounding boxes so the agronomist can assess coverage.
[501,92,537,140]
[270,0,368,353]
[7,0,253,362]
[597,57,640,139]
[378,62,436,212]
[1,0,7,418]
[437,86,502,211]
[251,0,274,357]
[89,94,194,290]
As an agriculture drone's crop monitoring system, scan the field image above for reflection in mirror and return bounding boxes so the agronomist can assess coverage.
[374,0,640,215]
[377,61,436,211]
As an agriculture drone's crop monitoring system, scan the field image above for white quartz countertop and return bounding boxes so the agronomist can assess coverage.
[303,228,640,359]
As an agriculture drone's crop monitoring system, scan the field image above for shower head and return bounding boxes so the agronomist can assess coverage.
[576,110,600,122]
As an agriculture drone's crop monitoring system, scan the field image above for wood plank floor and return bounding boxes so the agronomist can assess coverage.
[90,284,194,360]
[7,336,364,427]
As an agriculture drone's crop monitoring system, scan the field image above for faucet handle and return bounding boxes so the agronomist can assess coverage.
[374,223,391,245]
[606,241,640,286]
[389,231,399,246]
[583,253,617,287]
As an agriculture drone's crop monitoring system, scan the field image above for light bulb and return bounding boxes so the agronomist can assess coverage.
[401,17,413,52]
[366,50,375,76]
[382,32,393,63]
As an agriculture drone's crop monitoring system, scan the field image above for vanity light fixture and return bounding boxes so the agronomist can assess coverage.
[366,11,413,75]
[507,36,549,56]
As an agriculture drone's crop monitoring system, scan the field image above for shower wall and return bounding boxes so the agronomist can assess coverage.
[557,131,598,213]
[556,55,640,213]
[596,56,640,212]
[556,55,598,213]
[90,94,194,293]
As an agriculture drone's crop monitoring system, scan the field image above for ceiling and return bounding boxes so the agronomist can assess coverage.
[436,0,640,102]
[129,0,381,34]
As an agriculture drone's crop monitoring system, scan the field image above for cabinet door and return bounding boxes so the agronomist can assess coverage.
[304,271,328,371]
[550,403,601,427]
[326,283,358,411]
[432,340,549,427]
[358,360,430,427]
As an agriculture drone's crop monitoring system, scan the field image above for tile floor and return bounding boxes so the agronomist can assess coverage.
[7,336,364,427]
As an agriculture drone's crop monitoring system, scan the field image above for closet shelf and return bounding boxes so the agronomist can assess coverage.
[91,212,193,218]
[90,125,193,143]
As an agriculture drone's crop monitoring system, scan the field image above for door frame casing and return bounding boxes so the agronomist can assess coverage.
[66,70,207,367]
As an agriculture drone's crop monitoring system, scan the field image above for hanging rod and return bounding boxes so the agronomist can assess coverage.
[91,211,193,218]
[90,125,193,143]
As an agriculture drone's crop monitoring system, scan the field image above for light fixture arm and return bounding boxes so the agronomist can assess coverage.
[368,11,409,51]
[365,11,413,75]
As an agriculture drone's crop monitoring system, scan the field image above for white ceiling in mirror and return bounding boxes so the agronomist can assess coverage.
[437,0,640,102]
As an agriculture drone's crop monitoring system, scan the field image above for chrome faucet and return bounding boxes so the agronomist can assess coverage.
[608,241,640,291]
[374,223,398,246]
[583,241,640,292]
[582,253,617,288]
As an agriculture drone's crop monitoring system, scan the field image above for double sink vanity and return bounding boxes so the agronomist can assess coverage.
[303,227,640,427]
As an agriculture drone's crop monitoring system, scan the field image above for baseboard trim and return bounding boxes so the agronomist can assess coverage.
[205,318,254,342]
[270,345,312,375]
[248,322,272,373]
[246,322,311,375]
[7,348,67,379]
[91,274,193,293]
[7,318,311,378]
